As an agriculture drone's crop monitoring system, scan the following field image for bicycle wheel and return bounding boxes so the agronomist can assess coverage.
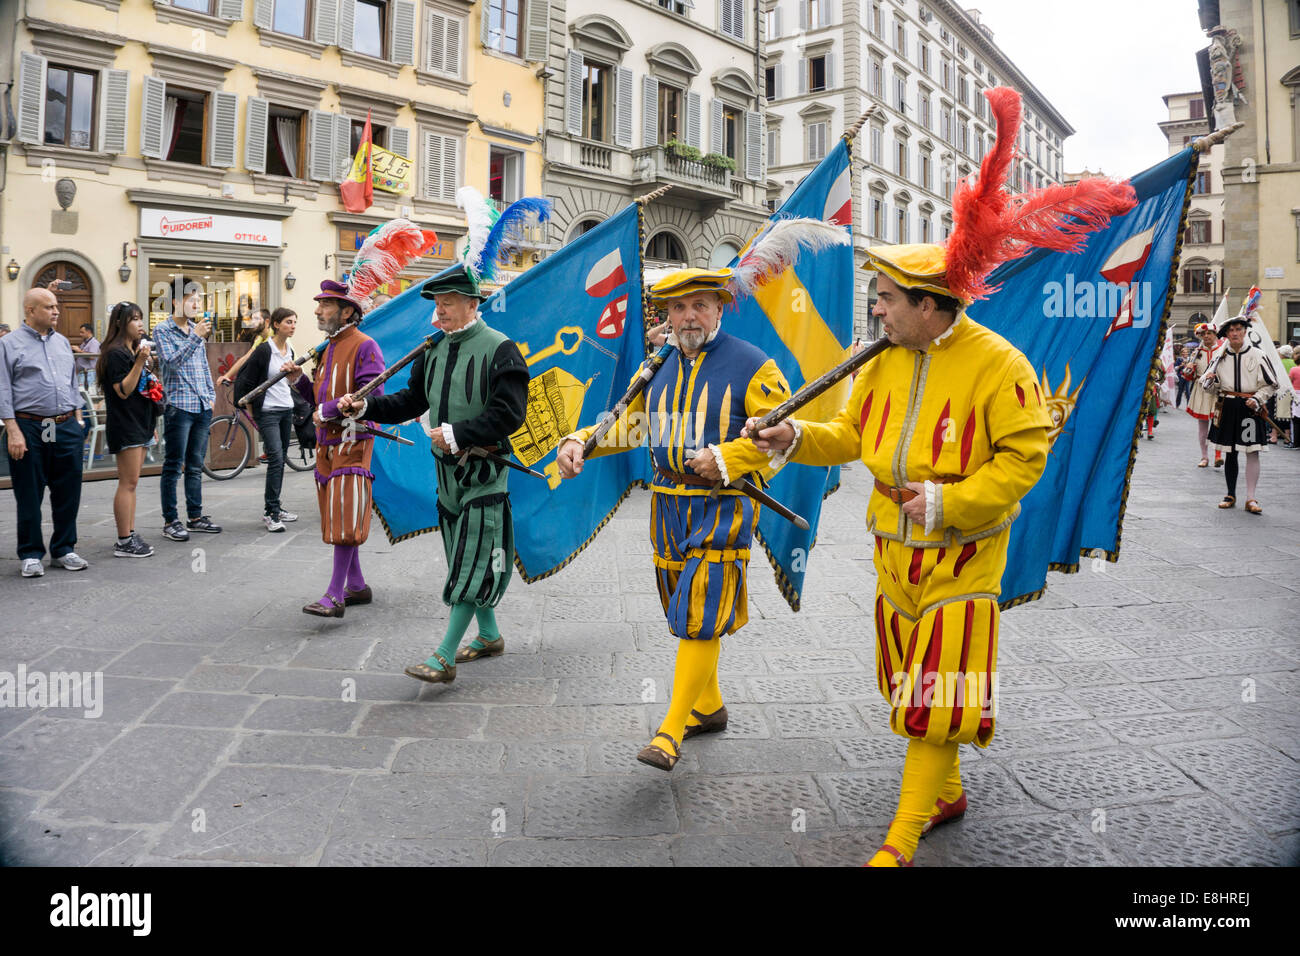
[285,429,316,472]
[202,415,252,480]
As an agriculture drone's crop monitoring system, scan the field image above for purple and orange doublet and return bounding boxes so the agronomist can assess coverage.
[790,314,1051,746]
[296,324,386,546]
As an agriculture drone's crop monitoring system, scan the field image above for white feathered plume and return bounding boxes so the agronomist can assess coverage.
[727,217,853,300]
[456,186,499,279]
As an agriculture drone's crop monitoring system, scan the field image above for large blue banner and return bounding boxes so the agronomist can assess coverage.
[731,138,856,610]
[970,147,1197,606]
[364,204,647,579]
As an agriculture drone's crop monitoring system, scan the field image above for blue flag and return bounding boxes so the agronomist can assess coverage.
[969,147,1197,606]
[364,204,647,580]
[731,138,856,610]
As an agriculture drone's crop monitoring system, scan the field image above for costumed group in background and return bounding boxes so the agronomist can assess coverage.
[261,86,1161,866]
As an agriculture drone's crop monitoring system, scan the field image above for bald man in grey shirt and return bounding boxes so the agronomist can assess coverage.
[0,287,88,576]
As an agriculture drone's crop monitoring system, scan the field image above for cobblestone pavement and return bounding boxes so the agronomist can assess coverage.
[1,408,1297,866]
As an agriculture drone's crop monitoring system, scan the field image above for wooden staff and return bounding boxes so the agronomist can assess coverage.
[581,342,675,458]
[747,336,891,434]
[237,339,328,408]
[339,329,445,413]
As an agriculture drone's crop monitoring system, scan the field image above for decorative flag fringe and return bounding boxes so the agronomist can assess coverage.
[728,217,852,301]
[347,219,439,308]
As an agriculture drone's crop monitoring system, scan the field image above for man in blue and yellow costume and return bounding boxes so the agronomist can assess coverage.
[556,269,795,771]
[751,87,1135,865]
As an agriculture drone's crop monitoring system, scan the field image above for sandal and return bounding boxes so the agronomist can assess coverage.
[1218,496,1235,509]
[455,635,505,663]
[1196,458,1208,468]
[302,595,345,618]
[404,652,456,684]
[1245,499,1262,514]
[865,843,914,867]
[922,792,968,835]
[636,732,681,771]
[683,705,729,740]
[344,585,373,606]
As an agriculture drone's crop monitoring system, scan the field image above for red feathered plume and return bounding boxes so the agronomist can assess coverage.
[346,219,439,307]
[945,88,1137,301]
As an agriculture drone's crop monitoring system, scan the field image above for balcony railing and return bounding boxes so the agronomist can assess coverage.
[633,145,733,200]
[580,143,613,170]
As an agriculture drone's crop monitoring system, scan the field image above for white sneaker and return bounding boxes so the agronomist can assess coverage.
[21,558,44,577]
[262,514,286,533]
[55,552,89,571]
[276,510,298,522]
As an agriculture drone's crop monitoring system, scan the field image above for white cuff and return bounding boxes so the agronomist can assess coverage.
[923,480,938,535]
[441,422,459,454]
[709,443,730,485]
[764,418,803,472]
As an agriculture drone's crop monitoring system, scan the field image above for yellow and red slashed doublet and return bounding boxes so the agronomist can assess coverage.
[307,325,385,546]
[793,314,1051,746]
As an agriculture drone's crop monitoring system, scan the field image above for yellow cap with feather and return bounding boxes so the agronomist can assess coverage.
[861,243,968,305]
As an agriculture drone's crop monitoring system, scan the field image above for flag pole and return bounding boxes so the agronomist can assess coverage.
[1192,121,1242,153]
[841,104,879,144]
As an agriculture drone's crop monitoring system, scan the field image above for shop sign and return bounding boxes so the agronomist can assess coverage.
[140,208,282,246]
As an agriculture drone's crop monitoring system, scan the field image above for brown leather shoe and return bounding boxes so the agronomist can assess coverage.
[682,705,728,740]
[455,635,505,663]
[636,732,681,771]
[344,585,373,606]
[302,596,345,618]
[404,652,455,684]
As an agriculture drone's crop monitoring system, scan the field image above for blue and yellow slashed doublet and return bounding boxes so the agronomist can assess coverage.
[575,330,791,640]
[791,315,1051,745]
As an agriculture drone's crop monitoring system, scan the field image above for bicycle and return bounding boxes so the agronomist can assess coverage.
[203,385,315,480]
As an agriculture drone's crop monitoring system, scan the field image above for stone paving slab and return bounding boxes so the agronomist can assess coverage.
[0,410,1296,865]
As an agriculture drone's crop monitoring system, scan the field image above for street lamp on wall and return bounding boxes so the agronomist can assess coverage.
[284,272,296,291]
[118,261,132,283]
[5,259,18,281]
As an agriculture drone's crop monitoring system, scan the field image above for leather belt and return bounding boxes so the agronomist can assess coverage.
[16,410,76,424]
[874,475,964,504]
[654,465,719,488]
[1221,390,1255,399]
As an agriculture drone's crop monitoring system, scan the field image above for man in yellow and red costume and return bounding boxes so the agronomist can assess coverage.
[750,87,1136,866]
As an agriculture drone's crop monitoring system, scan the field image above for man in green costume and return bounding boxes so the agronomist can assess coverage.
[337,263,530,683]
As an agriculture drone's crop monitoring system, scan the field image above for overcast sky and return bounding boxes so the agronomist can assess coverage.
[963,0,1210,177]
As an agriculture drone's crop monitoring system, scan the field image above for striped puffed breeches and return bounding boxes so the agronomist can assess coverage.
[651,489,758,641]
[314,439,374,546]
[871,528,1010,747]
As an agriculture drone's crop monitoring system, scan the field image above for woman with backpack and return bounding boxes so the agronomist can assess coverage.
[234,308,300,532]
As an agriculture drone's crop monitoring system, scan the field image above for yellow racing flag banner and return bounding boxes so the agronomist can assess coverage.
[346,142,413,194]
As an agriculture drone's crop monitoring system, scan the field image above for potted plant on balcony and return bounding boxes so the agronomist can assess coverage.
[664,139,703,162]
[701,152,738,172]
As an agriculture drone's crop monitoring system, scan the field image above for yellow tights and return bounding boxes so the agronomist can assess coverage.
[656,639,722,748]
[868,739,960,866]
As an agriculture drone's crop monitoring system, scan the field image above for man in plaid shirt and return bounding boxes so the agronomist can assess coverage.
[154,288,222,541]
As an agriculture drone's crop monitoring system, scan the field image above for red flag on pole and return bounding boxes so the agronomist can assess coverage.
[339,111,373,213]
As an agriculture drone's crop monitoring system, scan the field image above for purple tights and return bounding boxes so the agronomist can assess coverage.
[324,545,365,605]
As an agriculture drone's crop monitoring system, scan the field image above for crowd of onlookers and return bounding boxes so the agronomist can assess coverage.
[1,285,308,577]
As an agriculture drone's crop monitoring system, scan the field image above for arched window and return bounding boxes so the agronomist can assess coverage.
[570,218,603,241]
[646,230,687,264]
[709,241,739,268]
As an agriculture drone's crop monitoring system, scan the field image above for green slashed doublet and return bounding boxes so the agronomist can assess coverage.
[364,318,529,606]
